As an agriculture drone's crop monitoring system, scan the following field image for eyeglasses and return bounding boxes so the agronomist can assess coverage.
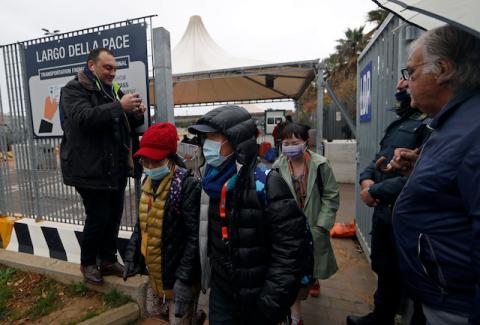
[400,62,431,80]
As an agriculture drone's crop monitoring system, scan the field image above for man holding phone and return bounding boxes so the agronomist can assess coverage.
[60,48,145,285]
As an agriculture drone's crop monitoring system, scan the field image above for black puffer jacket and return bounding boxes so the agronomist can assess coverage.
[195,105,308,324]
[60,70,143,190]
[124,167,201,288]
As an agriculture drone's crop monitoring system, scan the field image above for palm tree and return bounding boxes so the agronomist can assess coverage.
[367,9,389,28]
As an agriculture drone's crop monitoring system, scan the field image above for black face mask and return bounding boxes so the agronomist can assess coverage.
[395,90,412,116]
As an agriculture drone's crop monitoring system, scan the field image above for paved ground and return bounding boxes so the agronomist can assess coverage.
[141,183,376,325]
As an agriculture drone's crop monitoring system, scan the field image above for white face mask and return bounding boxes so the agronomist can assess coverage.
[203,139,228,167]
[282,142,306,158]
[144,165,170,180]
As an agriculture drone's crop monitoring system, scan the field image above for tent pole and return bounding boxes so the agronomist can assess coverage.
[153,27,174,124]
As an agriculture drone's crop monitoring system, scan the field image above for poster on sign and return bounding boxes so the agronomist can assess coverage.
[359,62,372,122]
[24,23,149,137]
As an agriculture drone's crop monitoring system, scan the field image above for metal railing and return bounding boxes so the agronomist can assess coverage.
[0,16,155,231]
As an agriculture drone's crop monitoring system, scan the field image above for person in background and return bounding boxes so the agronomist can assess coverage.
[60,48,145,285]
[188,105,310,325]
[123,123,201,325]
[390,25,480,325]
[276,122,340,325]
[347,78,430,325]
[181,134,191,144]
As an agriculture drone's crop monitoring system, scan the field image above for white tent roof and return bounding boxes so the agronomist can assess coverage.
[374,0,480,38]
[160,16,318,107]
[172,15,266,74]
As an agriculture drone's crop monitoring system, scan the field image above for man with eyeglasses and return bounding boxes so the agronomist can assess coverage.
[347,76,430,325]
[389,25,480,325]
[60,48,145,285]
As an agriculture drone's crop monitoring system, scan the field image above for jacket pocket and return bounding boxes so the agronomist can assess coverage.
[71,149,105,178]
[417,233,449,295]
[394,125,421,149]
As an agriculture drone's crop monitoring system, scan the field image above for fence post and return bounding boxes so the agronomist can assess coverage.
[18,44,43,221]
[152,27,174,124]
[0,83,6,214]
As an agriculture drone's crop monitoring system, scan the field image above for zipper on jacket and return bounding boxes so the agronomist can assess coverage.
[417,233,448,301]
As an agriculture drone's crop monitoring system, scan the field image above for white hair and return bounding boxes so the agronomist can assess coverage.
[410,25,480,92]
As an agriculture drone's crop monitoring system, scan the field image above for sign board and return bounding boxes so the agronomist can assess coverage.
[359,61,372,122]
[264,110,285,135]
[25,23,149,137]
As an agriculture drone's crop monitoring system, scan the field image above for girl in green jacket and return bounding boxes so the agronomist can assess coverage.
[276,122,340,325]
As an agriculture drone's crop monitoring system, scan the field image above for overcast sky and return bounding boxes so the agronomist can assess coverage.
[0,0,379,116]
[0,0,378,62]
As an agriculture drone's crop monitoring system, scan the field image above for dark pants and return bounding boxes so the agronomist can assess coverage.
[76,179,126,266]
[370,208,426,325]
[370,207,402,320]
[209,285,277,325]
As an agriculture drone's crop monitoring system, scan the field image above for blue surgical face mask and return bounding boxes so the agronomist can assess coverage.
[282,142,306,158]
[144,165,170,181]
[203,139,229,167]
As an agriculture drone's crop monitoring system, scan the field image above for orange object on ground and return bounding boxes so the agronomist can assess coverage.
[330,222,356,238]
[258,142,272,158]
[0,216,16,249]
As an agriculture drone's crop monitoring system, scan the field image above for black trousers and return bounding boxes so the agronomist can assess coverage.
[76,179,126,266]
[370,206,402,319]
[209,284,278,325]
[370,206,426,325]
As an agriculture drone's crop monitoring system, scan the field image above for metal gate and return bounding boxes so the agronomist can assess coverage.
[355,15,423,254]
[0,16,155,231]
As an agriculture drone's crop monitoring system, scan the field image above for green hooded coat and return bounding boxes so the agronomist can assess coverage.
[277,150,339,279]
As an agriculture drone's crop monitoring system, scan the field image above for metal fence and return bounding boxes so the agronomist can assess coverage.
[355,15,423,254]
[0,16,155,231]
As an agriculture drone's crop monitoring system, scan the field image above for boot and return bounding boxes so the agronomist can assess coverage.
[80,264,104,285]
[99,261,125,277]
[346,311,394,325]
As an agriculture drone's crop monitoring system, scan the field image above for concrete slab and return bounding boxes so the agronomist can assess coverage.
[80,302,140,325]
[0,249,149,315]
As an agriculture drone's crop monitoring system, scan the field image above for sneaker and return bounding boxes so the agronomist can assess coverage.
[309,281,320,298]
[195,310,207,325]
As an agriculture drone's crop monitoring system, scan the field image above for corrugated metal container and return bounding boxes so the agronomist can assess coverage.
[355,14,423,254]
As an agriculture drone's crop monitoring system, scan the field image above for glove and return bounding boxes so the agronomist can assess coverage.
[122,261,138,281]
[173,280,194,318]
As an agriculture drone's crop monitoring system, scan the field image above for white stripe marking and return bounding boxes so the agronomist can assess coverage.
[57,228,81,264]
[29,226,50,258]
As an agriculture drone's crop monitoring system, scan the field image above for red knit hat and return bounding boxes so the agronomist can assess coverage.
[133,123,178,161]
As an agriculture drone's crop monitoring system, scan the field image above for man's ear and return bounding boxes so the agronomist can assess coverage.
[436,59,453,85]
[87,60,95,73]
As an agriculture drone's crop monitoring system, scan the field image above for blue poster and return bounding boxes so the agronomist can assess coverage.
[24,23,149,137]
[359,62,372,122]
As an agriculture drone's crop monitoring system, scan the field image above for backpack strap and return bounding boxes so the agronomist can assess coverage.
[168,167,189,216]
[254,166,271,208]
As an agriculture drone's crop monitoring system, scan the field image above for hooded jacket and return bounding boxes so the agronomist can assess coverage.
[193,105,309,324]
[60,69,143,190]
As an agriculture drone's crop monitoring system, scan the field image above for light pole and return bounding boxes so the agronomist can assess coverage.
[42,28,60,36]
